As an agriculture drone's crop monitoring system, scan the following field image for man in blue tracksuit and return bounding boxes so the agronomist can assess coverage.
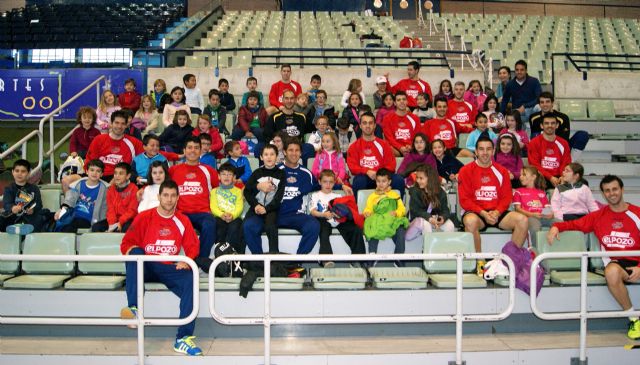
[277,139,320,254]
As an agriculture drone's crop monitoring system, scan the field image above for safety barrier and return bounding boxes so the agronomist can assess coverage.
[208,252,516,365]
[0,254,200,365]
[530,250,640,365]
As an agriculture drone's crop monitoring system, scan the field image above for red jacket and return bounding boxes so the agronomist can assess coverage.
[386,78,433,108]
[85,134,144,177]
[120,208,199,262]
[458,161,512,214]
[268,80,302,109]
[70,126,100,155]
[420,117,459,149]
[554,204,640,266]
[237,105,268,132]
[192,127,224,156]
[107,182,139,225]
[329,195,365,228]
[382,112,419,151]
[446,99,476,133]
[118,91,141,112]
[169,163,219,214]
[528,135,571,180]
[346,137,396,176]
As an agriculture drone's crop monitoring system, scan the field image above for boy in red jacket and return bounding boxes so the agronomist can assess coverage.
[92,162,138,232]
[118,78,141,112]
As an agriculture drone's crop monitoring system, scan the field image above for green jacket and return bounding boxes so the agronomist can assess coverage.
[364,197,409,240]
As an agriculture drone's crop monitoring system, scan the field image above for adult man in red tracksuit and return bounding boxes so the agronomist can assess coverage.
[384,60,433,109]
[267,63,302,114]
[528,113,571,187]
[548,175,640,340]
[446,81,476,134]
[120,180,202,356]
[421,98,473,158]
[169,136,219,260]
[458,136,528,273]
[84,110,144,181]
[382,91,419,157]
[347,112,404,197]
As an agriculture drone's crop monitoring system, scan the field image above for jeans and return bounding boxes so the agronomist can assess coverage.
[367,226,407,254]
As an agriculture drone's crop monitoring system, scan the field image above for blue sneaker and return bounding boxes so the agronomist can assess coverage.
[120,306,138,329]
[174,336,203,356]
[6,224,34,235]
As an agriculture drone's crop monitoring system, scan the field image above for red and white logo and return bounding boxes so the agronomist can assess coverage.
[541,156,559,169]
[363,149,372,155]
[145,240,178,255]
[481,176,490,183]
[287,176,297,183]
[179,181,203,195]
[475,186,497,201]
[545,149,554,155]
[439,130,452,140]
[398,122,406,128]
[159,228,171,237]
[612,221,624,229]
[395,128,411,141]
[186,173,196,179]
[111,146,121,154]
[602,231,635,248]
[360,156,379,168]
[101,154,123,165]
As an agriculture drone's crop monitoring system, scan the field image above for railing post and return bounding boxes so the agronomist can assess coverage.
[49,116,55,184]
[452,254,464,365]
[578,255,589,365]
[264,256,272,365]
[137,259,146,365]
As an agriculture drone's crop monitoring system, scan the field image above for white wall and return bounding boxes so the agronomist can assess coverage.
[0,0,25,12]
[555,71,640,115]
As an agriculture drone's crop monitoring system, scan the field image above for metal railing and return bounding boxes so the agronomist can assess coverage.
[530,250,640,365]
[0,254,200,365]
[208,252,516,365]
[0,75,104,181]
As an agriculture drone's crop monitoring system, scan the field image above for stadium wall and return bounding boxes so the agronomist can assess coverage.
[555,71,640,115]
[440,0,640,18]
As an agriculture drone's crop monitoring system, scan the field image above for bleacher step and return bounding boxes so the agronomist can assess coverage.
[579,150,612,162]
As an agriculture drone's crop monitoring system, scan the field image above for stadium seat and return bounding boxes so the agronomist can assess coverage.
[0,233,21,285]
[64,233,126,290]
[3,233,75,289]
[310,267,368,289]
[534,231,605,285]
[587,100,616,120]
[368,267,429,289]
[559,99,588,120]
[356,189,402,212]
[423,232,486,288]
[40,189,61,212]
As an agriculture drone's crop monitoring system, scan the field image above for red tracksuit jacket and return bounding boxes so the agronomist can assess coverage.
[169,163,219,214]
[421,117,460,149]
[346,137,396,176]
[446,99,476,133]
[268,80,302,109]
[382,112,419,151]
[85,134,144,177]
[458,161,512,214]
[106,182,139,225]
[528,135,571,180]
[386,78,433,108]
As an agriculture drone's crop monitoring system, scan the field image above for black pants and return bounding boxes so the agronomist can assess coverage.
[91,219,132,233]
[215,217,244,253]
[0,210,49,232]
[60,218,91,233]
[243,210,279,254]
[318,219,366,255]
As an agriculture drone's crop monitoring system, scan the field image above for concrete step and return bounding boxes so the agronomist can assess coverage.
[585,175,640,188]
[582,162,640,176]
[579,150,612,163]
[588,138,640,155]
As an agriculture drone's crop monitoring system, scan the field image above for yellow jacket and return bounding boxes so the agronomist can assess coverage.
[210,186,244,219]
[363,189,405,217]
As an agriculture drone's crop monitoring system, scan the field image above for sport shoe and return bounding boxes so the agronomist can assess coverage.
[120,306,138,329]
[174,336,203,356]
[322,261,335,269]
[6,223,34,235]
[628,319,640,340]
[476,260,486,277]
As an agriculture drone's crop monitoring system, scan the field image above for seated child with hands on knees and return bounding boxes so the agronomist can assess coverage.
[406,164,455,240]
[310,170,366,267]
[92,162,138,233]
[311,130,348,185]
[494,133,523,188]
[209,163,245,253]
[307,115,332,152]
[513,166,555,244]
[363,168,409,267]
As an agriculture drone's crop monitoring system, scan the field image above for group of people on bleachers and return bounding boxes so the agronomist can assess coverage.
[2,59,639,355]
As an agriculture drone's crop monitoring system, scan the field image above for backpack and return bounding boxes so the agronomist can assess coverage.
[213,241,245,278]
[57,155,84,182]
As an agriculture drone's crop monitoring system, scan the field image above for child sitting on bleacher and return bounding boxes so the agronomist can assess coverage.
[0,159,48,234]
[412,93,435,123]
[550,162,600,221]
[307,115,332,152]
[134,95,161,135]
[340,79,365,108]
[69,106,100,159]
[513,166,554,244]
[241,77,264,107]
[159,110,194,153]
[363,168,409,266]
[218,78,236,112]
[310,169,365,267]
[224,140,252,187]
[150,78,170,112]
[183,73,204,115]
[500,111,529,154]
[311,129,348,185]
[483,95,504,131]
[96,90,121,133]
[373,76,387,110]
[137,161,168,213]
[431,139,464,183]
[434,79,453,101]
[210,162,244,253]
[307,74,321,105]
[92,162,138,233]
[198,134,217,170]
[293,92,313,120]
[341,92,366,136]
[192,114,223,158]
[118,78,141,113]
[307,90,336,128]
[335,117,356,159]
[375,93,395,127]
[407,164,455,239]
[243,144,285,254]
[494,134,523,188]
[463,80,487,113]
[162,86,191,129]
[233,91,268,143]
[54,159,108,233]
[202,89,228,135]
[465,114,497,154]
[131,135,168,186]
[397,133,437,188]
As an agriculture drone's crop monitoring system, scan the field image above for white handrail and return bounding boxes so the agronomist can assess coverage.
[208,252,516,365]
[0,254,200,365]
[530,250,640,364]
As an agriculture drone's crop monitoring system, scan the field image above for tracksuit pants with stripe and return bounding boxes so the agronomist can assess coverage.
[125,247,195,339]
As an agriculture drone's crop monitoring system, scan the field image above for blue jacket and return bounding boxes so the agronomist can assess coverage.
[131,152,168,181]
[227,156,252,183]
[500,75,542,113]
[278,163,316,216]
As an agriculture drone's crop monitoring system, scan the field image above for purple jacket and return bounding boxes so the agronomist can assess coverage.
[397,152,437,175]
[493,152,523,179]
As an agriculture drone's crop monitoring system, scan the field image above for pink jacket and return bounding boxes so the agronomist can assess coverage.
[463,90,488,113]
[311,150,348,182]
[375,105,395,126]
[550,182,600,220]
